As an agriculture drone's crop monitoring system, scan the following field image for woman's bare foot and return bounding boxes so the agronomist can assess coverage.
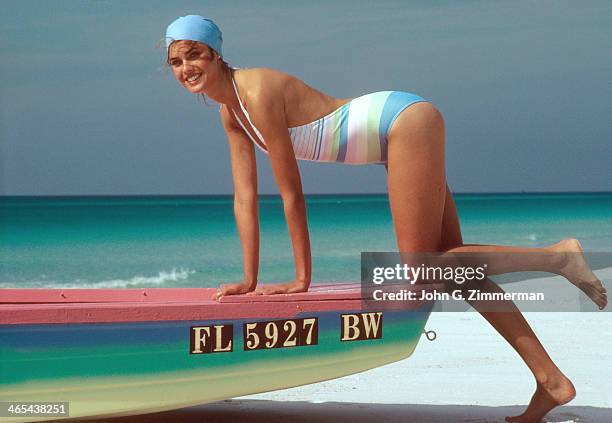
[506,375,575,423]
[548,239,607,309]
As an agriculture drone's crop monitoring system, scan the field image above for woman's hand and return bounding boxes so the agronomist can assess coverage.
[249,280,310,296]
[212,282,255,301]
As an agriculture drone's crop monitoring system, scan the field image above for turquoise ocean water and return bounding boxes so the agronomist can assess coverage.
[1,193,611,289]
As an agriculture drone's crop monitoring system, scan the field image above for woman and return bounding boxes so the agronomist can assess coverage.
[164,15,606,423]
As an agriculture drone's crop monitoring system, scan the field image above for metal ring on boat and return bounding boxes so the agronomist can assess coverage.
[423,329,437,341]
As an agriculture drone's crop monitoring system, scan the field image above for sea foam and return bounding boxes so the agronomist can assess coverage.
[30,268,196,289]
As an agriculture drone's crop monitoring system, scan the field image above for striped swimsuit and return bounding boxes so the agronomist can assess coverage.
[230,76,427,165]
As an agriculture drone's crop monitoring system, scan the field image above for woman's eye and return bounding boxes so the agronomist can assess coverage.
[188,52,199,59]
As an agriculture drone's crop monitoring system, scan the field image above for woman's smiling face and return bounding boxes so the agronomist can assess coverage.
[167,41,216,93]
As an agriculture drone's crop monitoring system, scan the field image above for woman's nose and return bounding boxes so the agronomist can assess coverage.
[181,63,195,75]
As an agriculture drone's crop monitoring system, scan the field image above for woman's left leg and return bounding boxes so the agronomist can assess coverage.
[438,186,576,423]
[386,103,575,423]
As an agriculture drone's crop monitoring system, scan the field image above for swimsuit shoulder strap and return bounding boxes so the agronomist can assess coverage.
[229,72,268,152]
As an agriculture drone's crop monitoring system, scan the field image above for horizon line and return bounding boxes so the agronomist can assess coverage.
[1,190,612,199]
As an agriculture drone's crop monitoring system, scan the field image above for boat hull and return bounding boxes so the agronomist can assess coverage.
[0,286,432,421]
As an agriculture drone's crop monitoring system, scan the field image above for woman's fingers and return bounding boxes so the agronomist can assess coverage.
[214,282,309,300]
[212,285,229,301]
[212,282,254,301]
[247,285,272,295]
[251,286,270,295]
[252,282,308,295]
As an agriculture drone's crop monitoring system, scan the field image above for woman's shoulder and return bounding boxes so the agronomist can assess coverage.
[235,67,301,98]
[237,66,292,82]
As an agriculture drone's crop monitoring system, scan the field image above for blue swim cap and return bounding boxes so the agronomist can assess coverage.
[165,15,223,58]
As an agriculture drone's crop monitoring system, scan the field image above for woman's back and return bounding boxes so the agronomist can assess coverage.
[232,67,350,129]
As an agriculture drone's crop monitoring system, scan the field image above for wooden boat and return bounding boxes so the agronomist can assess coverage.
[0,283,435,422]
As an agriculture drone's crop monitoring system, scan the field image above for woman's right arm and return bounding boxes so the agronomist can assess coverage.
[213,104,259,300]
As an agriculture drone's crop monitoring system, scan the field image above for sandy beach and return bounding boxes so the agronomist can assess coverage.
[78,271,612,423]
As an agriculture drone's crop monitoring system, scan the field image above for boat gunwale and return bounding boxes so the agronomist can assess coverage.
[0,284,439,325]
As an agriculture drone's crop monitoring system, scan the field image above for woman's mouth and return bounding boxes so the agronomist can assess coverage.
[185,73,202,85]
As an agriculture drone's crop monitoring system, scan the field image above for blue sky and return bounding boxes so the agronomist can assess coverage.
[1,1,611,195]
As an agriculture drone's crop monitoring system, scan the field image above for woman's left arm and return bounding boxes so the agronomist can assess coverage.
[249,88,312,295]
